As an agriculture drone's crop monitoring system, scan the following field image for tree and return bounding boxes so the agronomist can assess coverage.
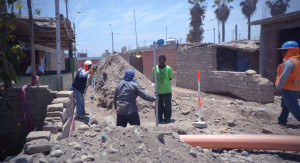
[213,0,233,42]
[186,0,206,43]
[0,0,25,88]
[240,0,258,40]
[266,0,290,17]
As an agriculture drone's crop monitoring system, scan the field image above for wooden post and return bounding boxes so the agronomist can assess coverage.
[56,0,61,91]
[27,0,35,76]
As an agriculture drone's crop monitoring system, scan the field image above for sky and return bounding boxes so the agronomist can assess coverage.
[18,0,300,57]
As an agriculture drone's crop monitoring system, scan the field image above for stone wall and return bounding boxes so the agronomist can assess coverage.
[0,86,56,160]
[0,87,75,161]
[176,44,274,103]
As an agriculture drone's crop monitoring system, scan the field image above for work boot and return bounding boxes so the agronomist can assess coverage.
[278,121,287,126]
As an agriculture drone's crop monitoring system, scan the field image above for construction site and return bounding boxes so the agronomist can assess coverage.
[1,0,300,163]
[1,41,300,162]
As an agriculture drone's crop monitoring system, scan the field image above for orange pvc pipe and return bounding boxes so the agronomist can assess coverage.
[180,135,300,151]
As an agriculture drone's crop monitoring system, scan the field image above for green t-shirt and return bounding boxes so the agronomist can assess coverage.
[152,65,173,94]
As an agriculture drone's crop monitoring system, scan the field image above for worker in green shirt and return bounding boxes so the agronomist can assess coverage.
[152,55,173,123]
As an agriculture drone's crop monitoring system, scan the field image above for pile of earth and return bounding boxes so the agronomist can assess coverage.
[22,124,222,163]
[90,53,155,111]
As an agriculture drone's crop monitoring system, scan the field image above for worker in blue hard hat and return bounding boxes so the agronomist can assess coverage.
[275,41,300,126]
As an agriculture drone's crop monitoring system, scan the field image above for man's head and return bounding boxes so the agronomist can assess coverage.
[123,69,135,81]
[278,41,299,57]
[158,55,166,67]
[84,60,92,70]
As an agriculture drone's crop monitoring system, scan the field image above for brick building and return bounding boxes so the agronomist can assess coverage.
[249,11,300,83]
[142,45,177,84]
[176,43,274,103]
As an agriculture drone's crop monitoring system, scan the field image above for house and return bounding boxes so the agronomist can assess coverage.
[7,14,76,90]
[249,11,300,83]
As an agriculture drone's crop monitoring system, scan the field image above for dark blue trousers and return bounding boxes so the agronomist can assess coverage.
[117,112,140,127]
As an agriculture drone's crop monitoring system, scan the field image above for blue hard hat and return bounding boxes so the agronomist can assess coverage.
[279,41,299,50]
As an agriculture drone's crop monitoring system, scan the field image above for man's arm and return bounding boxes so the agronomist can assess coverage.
[135,83,156,102]
[79,69,90,78]
[168,66,173,80]
[26,66,31,75]
[276,59,294,91]
[36,65,44,75]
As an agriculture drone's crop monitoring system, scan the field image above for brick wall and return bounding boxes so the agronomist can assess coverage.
[177,44,274,103]
[142,47,177,81]
[119,54,143,73]
[263,32,279,83]
[0,86,56,160]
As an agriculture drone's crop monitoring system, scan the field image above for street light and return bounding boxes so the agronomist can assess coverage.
[73,11,82,72]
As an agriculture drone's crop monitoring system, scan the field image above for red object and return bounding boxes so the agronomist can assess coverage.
[19,75,40,133]
[197,70,201,107]
[180,135,300,151]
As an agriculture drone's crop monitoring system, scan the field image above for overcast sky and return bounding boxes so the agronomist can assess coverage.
[21,0,300,57]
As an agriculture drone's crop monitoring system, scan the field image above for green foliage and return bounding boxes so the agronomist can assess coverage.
[266,0,290,17]
[0,0,25,88]
[187,0,206,43]
[34,9,41,16]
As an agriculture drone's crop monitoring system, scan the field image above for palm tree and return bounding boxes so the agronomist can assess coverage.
[266,0,290,17]
[213,0,233,42]
[187,0,206,43]
[240,0,258,40]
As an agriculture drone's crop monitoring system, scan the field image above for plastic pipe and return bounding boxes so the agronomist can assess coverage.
[180,135,300,151]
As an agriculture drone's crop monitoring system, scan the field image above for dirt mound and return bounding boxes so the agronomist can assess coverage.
[34,125,220,163]
[91,53,155,110]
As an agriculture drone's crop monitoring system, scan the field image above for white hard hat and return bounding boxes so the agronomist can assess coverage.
[84,60,92,65]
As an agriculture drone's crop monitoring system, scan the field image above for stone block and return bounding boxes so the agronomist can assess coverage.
[24,139,52,155]
[56,91,73,98]
[62,108,68,124]
[43,123,58,134]
[26,131,51,142]
[47,111,63,118]
[52,98,71,108]
[5,154,33,163]
[47,103,64,112]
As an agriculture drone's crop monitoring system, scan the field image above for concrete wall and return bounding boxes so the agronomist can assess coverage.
[177,44,274,103]
[142,45,178,82]
[0,86,56,160]
[15,72,74,91]
[119,54,143,73]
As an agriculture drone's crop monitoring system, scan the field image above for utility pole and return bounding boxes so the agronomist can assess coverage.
[218,21,220,43]
[56,0,61,91]
[65,0,68,19]
[27,0,35,76]
[166,26,167,42]
[133,10,138,50]
[213,28,215,43]
[235,24,237,40]
[110,24,114,53]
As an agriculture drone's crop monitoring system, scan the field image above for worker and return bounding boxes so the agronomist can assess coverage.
[152,55,173,123]
[72,60,92,118]
[114,69,156,127]
[26,60,44,76]
[275,41,300,126]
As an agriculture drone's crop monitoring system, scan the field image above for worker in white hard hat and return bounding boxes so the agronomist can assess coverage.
[72,60,92,118]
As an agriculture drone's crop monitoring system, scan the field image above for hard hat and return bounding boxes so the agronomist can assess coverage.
[278,41,299,50]
[84,60,92,65]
